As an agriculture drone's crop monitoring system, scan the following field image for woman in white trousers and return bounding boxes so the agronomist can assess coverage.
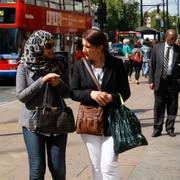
[82,134,119,180]
[71,29,130,180]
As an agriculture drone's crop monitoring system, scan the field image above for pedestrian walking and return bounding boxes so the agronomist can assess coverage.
[141,39,151,78]
[71,28,130,180]
[122,39,133,83]
[16,30,70,180]
[149,29,180,137]
[131,43,143,84]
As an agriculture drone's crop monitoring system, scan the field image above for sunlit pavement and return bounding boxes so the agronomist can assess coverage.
[0,75,180,180]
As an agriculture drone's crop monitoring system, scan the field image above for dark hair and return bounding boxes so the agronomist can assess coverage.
[75,38,83,50]
[143,40,147,45]
[82,29,108,53]
[145,37,150,42]
[134,43,138,48]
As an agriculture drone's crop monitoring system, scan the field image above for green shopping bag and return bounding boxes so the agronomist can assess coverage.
[108,95,148,154]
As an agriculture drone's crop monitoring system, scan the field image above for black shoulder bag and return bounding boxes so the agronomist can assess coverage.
[29,83,75,134]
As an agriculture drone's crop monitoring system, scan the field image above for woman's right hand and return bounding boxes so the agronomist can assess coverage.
[42,73,60,83]
[149,83,154,90]
[90,90,112,106]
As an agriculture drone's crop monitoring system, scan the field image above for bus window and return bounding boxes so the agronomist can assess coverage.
[60,0,65,10]
[0,0,16,3]
[64,0,74,11]
[36,0,48,7]
[83,0,90,14]
[49,0,61,9]
[54,33,61,52]
[74,0,83,12]
[25,0,35,5]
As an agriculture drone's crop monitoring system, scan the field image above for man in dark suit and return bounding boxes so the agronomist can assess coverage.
[149,29,180,137]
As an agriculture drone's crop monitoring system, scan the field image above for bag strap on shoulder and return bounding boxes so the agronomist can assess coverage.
[82,58,101,91]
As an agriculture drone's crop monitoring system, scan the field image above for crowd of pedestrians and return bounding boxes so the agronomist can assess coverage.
[122,37,152,84]
[121,29,180,138]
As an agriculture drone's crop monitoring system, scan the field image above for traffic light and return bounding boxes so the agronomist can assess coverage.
[97,2,106,25]
[157,5,160,13]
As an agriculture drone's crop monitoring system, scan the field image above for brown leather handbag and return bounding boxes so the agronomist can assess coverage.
[76,105,104,135]
[76,59,104,135]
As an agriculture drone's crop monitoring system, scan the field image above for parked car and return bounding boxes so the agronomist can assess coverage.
[109,43,123,56]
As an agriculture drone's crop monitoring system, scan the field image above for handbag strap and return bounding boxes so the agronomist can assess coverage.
[42,82,49,107]
[119,93,124,105]
[59,97,66,111]
[43,82,66,111]
[82,58,101,91]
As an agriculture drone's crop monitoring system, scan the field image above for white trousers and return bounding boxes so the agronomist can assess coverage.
[81,134,119,180]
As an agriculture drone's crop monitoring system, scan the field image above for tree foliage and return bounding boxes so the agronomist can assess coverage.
[91,0,140,31]
[91,0,177,33]
[147,10,176,32]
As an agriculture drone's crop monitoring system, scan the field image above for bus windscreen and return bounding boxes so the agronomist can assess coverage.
[0,28,20,54]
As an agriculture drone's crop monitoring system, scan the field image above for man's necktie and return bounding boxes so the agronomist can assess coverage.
[162,47,170,79]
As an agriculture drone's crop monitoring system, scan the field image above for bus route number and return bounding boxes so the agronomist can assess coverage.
[0,10,4,16]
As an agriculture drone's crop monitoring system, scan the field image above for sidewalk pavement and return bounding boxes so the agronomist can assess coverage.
[0,76,180,180]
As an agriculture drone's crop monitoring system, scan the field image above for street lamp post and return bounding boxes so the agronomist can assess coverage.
[162,0,166,32]
[98,0,106,30]
[98,0,103,30]
[166,0,169,30]
[177,0,179,34]
[178,0,180,17]
[140,0,143,26]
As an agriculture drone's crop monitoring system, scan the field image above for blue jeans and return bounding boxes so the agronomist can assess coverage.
[22,127,67,180]
[142,61,149,76]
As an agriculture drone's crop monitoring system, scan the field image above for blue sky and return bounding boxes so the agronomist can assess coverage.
[139,0,179,16]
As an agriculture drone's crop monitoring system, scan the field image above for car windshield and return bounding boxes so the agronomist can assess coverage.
[112,44,122,49]
[0,28,20,54]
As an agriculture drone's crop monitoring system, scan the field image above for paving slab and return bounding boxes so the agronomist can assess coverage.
[0,76,180,180]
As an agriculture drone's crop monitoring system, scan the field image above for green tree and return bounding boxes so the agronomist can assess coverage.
[147,10,176,32]
[91,0,139,31]
[117,1,139,31]
[105,0,124,30]
[91,0,98,4]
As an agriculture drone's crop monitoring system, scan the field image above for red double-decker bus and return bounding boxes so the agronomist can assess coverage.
[115,31,141,46]
[0,0,92,80]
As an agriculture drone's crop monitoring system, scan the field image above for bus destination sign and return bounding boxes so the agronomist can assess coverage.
[0,8,15,24]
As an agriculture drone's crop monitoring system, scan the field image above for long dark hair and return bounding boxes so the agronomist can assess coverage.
[82,29,108,53]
